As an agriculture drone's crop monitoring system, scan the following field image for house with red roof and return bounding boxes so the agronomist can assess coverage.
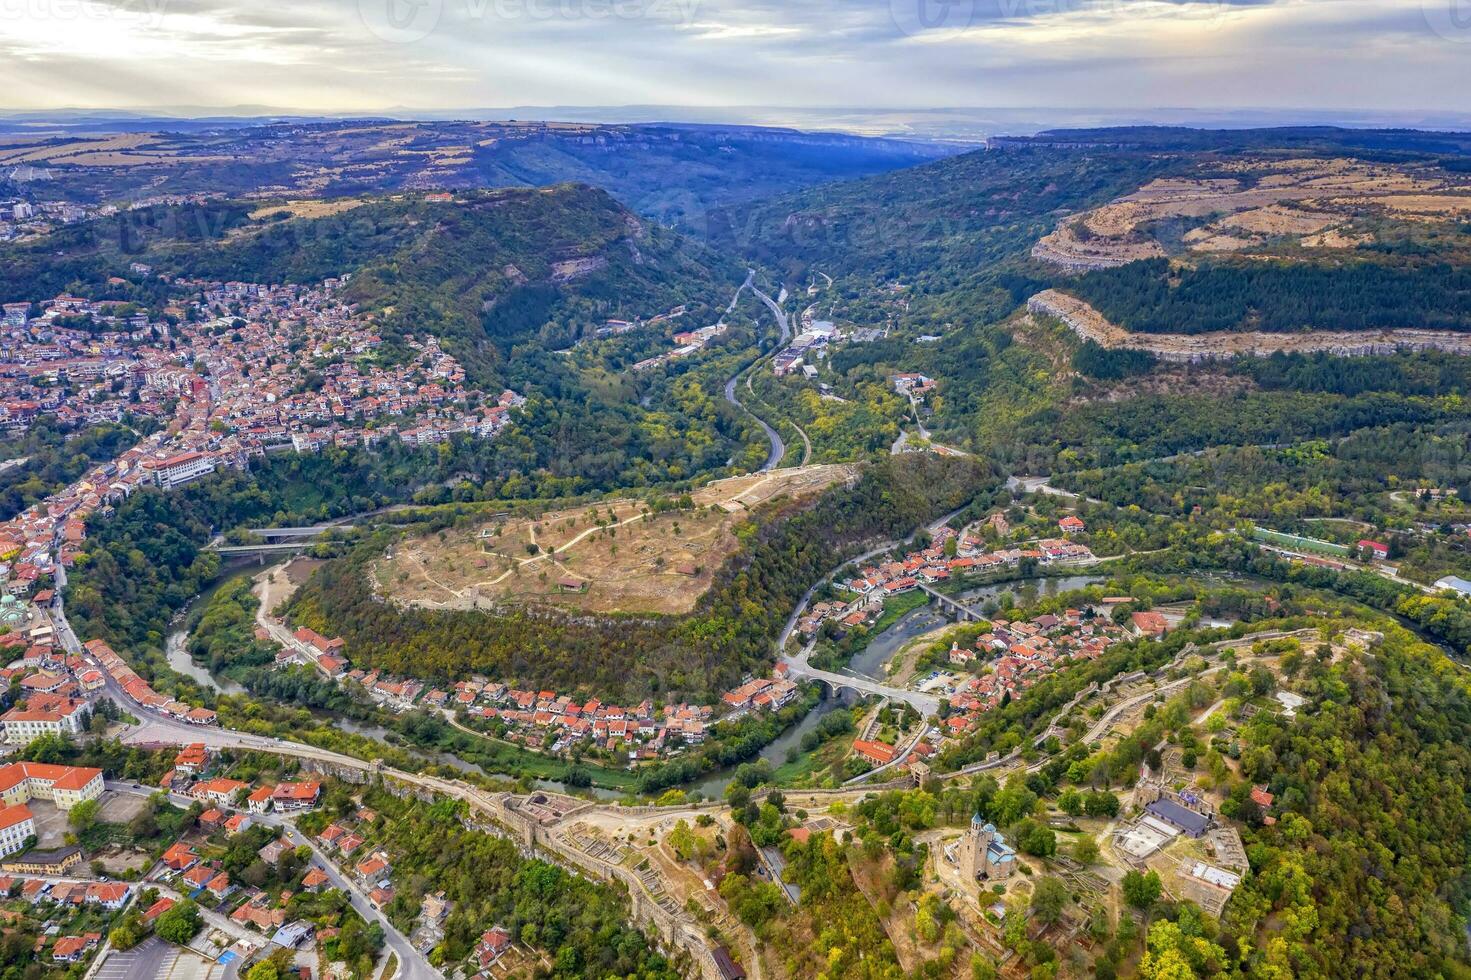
[271,781,320,811]
[852,739,897,766]
[162,842,199,872]
[1357,539,1389,560]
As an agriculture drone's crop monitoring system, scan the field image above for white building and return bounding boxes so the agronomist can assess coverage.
[0,804,34,857]
[0,698,88,743]
[146,451,216,490]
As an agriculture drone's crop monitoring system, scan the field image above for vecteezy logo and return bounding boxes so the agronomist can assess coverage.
[889,0,981,37]
[1423,0,1471,41]
[359,0,444,43]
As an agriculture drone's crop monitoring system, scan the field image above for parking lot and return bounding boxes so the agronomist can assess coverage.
[94,937,223,980]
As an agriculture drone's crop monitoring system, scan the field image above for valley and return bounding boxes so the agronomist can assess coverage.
[4,121,1471,980]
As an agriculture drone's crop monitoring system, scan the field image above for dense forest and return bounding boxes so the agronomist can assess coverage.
[1057,423,1471,522]
[0,200,257,305]
[285,453,998,701]
[1001,388,1470,472]
[711,146,1160,322]
[1221,626,1471,975]
[1067,257,1471,334]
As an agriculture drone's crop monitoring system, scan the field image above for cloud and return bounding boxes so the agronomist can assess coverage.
[0,0,1467,113]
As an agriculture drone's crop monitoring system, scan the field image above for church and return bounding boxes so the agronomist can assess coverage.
[960,815,1018,882]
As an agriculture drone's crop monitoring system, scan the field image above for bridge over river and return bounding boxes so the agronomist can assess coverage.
[780,640,941,717]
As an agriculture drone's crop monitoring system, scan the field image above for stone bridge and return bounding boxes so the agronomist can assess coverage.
[783,660,941,717]
[918,583,984,622]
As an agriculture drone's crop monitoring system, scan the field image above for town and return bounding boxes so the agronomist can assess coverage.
[0,275,521,593]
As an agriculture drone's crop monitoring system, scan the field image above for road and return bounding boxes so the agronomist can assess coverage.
[718,270,785,472]
[782,638,941,717]
[103,780,437,980]
[775,503,971,651]
[723,369,784,472]
[844,725,936,785]
[267,818,438,980]
[750,283,791,345]
[747,370,810,466]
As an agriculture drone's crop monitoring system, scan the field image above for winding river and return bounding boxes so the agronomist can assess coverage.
[163,560,256,695]
[167,562,1168,801]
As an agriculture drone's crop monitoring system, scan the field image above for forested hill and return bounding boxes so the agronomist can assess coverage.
[708,144,1162,320]
[181,186,743,386]
[1223,624,1471,975]
[1010,125,1471,157]
[9,118,961,222]
[0,186,743,388]
[284,453,1000,701]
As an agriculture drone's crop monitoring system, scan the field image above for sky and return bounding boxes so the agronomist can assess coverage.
[2,0,1470,117]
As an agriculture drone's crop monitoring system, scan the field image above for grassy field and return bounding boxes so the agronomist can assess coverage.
[375,465,852,615]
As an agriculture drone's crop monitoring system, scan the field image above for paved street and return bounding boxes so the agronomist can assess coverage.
[265,818,441,980]
[99,782,441,980]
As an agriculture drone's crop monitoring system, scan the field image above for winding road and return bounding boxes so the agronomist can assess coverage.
[719,270,789,472]
[750,283,792,345]
[724,369,784,472]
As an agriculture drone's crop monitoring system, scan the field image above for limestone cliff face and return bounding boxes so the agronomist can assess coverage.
[1027,289,1471,364]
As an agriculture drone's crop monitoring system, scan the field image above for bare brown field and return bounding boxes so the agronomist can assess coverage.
[1032,156,1471,270]
[0,133,153,165]
[248,199,367,220]
[374,464,854,615]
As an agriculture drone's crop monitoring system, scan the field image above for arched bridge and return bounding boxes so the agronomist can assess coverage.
[781,646,941,718]
[917,583,984,622]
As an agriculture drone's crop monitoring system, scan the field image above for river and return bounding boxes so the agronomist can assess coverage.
[850,573,1107,682]
[164,560,257,695]
[691,573,1106,799]
[163,565,1113,801]
[688,695,851,800]
[167,561,625,798]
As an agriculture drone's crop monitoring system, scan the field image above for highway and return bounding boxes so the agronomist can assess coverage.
[723,369,784,472]
[719,270,786,472]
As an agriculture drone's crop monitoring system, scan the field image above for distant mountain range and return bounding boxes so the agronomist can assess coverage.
[7,105,1471,141]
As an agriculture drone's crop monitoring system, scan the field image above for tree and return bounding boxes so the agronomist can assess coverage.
[108,913,145,951]
[1122,869,1162,910]
[68,798,100,834]
[1071,835,1100,866]
[156,899,203,944]
[1014,820,1056,857]
[1030,876,1069,925]
[1083,791,1120,818]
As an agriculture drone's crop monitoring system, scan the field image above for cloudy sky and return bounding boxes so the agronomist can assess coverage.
[2,0,1469,117]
